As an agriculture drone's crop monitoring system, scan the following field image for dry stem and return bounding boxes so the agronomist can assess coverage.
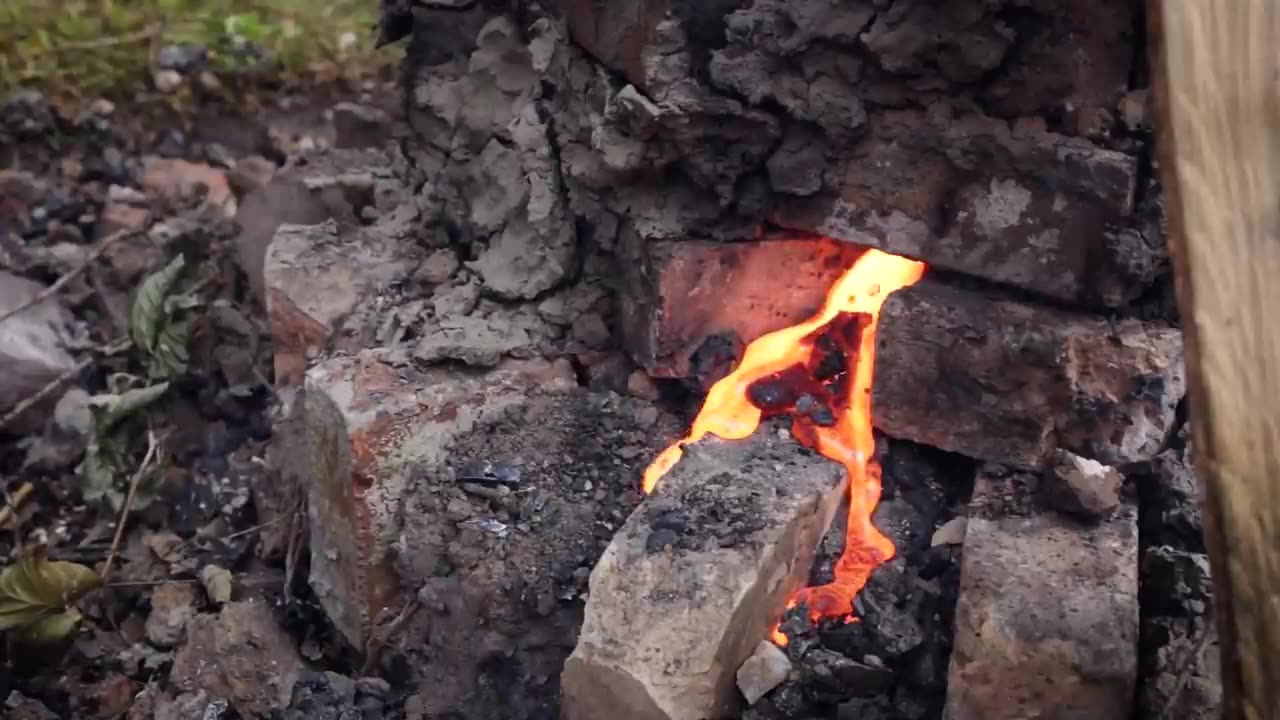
[100,429,159,584]
[0,338,132,432]
[0,227,140,327]
[0,482,35,529]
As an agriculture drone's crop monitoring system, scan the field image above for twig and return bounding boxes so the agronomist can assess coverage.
[0,482,35,528]
[49,25,160,52]
[0,338,132,432]
[0,228,140,327]
[100,429,159,584]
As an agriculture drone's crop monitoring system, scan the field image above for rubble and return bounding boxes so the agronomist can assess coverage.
[562,427,847,720]
[873,281,1185,467]
[145,581,198,648]
[140,157,236,217]
[1045,449,1123,519]
[263,220,420,385]
[169,599,305,718]
[0,271,78,434]
[737,641,792,706]
[945,467,1139,720]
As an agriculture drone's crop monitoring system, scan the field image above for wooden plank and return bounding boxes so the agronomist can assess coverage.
[1148,2,1280,718]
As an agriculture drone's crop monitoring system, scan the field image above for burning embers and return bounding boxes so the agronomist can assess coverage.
[642,246,927,636]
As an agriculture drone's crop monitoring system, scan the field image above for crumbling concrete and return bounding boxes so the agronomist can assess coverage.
[561,427,846,720]
[944,466,1139,720]
[873,280,1185,467]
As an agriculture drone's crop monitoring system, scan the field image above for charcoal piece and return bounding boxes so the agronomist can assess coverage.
[650,510,688,532]
[456,460,522,485]
[1140,546,1212,617]
[746,364,811,413]
[802,648,896,701]
[645,528,679,553]
[769,681,814,718]
[808,333,846,381]
[795,394,836,427]
[688,332,743,391]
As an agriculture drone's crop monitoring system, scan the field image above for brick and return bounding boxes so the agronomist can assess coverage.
[619,236,864,381]
[270,353,574,648]
[944,467,1139,720]
[561,428,846,720]
[872,280,1184,466]
[773,110,1150,307]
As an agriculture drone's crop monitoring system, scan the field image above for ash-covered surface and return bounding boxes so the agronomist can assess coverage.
[751,438,977,720]
[1132,427,1221,719]
[384,388,681,720]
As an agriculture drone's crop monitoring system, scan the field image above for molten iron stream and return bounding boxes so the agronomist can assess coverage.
[641,247,926,638]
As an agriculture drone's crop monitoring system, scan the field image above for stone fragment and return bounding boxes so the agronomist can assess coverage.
[930,517,967,547]
[626,369,660,401]
[619,236,864,378]
[0,271,77,434]
[737,640,792,706]
[773,110,1150,307]
[4,691,59,720]
[226,155,277,197]
[153,70,183,93]
[97,202,151,238]
[271,354,572,648]
[264,220,419,385]
[414,249,459,286]
[141,157,236,218]
[944,468,1138,720]
[1045,449,1122,519]
[331,102,391,149]
[1140,546,1212,618]
[562,428,847,720]
[170,599,304,718]
[413,315,534,367]
[873,281,1185,467]
[145,581,198,648]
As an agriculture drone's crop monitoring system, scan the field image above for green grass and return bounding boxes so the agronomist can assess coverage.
[0,0,394,100]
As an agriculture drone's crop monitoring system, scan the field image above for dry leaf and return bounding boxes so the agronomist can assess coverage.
[0,547,102,639]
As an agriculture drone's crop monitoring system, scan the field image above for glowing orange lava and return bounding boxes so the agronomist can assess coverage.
[642,246,926,640]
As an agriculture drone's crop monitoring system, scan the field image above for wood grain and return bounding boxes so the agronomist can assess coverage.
[1149,2,1280,718]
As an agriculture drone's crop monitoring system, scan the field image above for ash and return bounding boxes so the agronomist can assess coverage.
[388,389,681,720]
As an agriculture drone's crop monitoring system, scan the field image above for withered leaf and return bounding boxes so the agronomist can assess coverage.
[0,548,102,637]
[129,255,194,379]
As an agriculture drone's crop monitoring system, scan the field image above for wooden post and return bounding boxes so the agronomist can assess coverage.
[1149,2,1280,719]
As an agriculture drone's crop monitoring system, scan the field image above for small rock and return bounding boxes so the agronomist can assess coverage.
[227,155,277,197]
[53,387,93,438]
[1119,89,1150,132]
[414,316,532,367]
[200,565,234,604]
[415,249,460,286]
[572,313,611,349]
[156,43,207,72]
[96,202,151,239]
[332,103,390,150]
[284,671,357,720]
[626,370,660,401]
[1,90,55,139]
[141,157,236,218]
[737,640,792,705]
[1045,450,1123,519]
[0,271,77,433]
[107,184,149,205]
[4,691,59,720]
[153,69,183,93]
[930,517,968,546]
[1141,546,1212,617]
[89,98,115,116]
[146,582,198,648]
[170,599,305,718]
